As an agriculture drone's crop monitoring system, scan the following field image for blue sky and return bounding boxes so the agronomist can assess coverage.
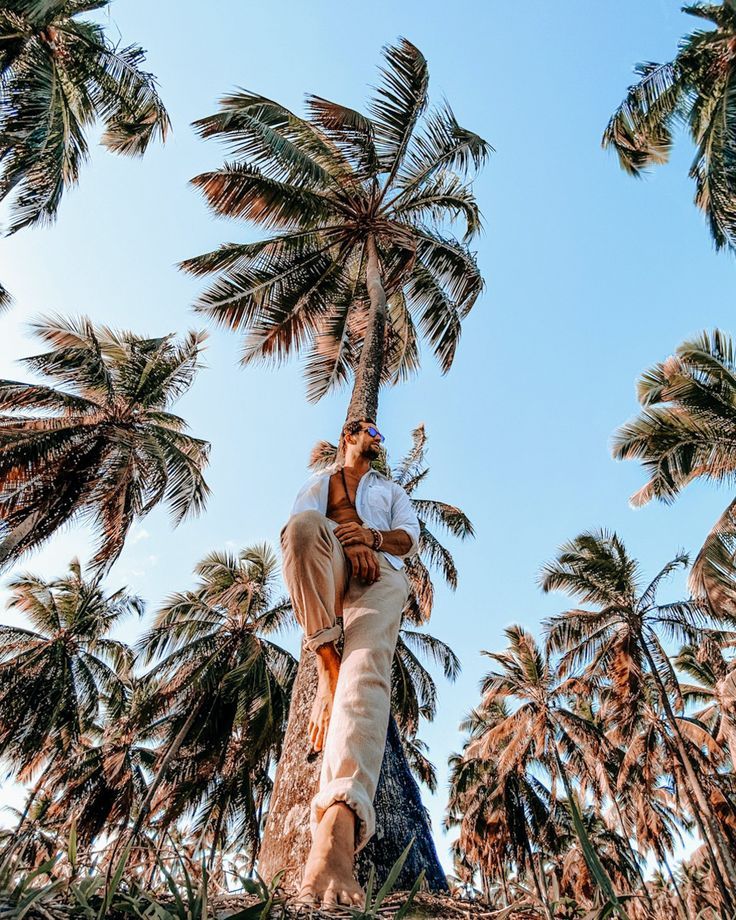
[0,0,731,870]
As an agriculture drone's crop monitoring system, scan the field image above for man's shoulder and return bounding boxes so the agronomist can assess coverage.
[296,469,332,492]
[369,471,409,499]
[307,463,340,479]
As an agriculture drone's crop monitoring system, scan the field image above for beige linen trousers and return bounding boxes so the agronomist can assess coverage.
[281,509,410,851]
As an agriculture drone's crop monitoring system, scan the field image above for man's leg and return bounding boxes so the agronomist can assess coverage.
[300,557,410,906]
[281,510,347,751]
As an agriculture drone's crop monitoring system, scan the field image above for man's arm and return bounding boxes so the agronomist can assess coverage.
[334,523,412,555]
[335,482,419,557]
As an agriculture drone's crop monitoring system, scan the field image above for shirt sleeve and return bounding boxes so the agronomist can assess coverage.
[290,475,324,516]
[389,483,420,557]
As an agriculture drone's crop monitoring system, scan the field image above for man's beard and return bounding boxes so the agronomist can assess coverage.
[363,444,380,460]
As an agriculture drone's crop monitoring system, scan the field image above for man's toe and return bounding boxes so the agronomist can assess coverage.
[323,887,339,908]
[296,886,318,905]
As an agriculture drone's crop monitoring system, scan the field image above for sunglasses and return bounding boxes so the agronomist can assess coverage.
[362,425,385,443]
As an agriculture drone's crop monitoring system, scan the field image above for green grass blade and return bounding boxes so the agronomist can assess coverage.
[363,864,375,912]
[158,858,186,919]
[372,838,415,911]
[68,821,78,875]
[17,879,65,920]
[97,840,133,920]
[394,869,425,920]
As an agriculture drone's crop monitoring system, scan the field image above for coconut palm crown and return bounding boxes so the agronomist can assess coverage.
[182,38,490,419]
[0,316,210,572]
[612,330,736,613]
[135,543,297,859]
[0,0,170,233]
[0,558,140,771]
[603,2,736,251]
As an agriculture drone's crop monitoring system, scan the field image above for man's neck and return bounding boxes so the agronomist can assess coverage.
[342,454,372,477]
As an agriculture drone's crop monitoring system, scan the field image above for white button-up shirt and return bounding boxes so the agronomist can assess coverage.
[290,466,420,570]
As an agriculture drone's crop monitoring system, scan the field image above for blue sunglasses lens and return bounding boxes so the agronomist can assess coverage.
[366,426,384,442]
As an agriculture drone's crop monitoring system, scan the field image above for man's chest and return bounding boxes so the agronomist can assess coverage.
[326,471,363,525]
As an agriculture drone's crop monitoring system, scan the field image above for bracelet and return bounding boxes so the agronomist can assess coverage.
[370,528,383,551]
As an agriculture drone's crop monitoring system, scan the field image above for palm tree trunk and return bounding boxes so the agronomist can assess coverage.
[129,699,204,842]
[552,746,630,920]
[346,234,387,422]
[257,643,447,892]
[609,791,654,911]
[497,858,510,905]
[0,509,43,570]
[522,835,554,920]
[662,857,688,920]
[640,639,736,906]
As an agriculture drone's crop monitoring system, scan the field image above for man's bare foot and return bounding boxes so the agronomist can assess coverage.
[309,642,341,753]
[298,802,364,908]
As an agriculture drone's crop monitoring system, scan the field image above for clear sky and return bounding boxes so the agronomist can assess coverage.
[1,0,731,871]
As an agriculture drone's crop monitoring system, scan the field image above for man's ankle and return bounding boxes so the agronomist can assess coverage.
[315,641,341,677]
[317,803,356,849]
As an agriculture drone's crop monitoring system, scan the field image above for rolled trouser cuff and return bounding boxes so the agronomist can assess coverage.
[311,778,375,852]
[304,623,343,653]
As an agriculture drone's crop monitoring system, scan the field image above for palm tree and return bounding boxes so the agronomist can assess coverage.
[183,37,487,890]
[182,37,489,420]
[0,0,169,233]
[133,544,297,867]
[677,640,736,771]
[0,558,140,851]
[0,316,210,572]
[47,677,166,848]
[468,625,629,919]
[603,3,736,251]
[0,558,138,769]
[541,530,736,907]
[446,701,550,906]
[613,330,736,617]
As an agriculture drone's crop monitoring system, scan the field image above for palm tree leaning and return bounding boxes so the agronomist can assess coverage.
[0,0,169,234]
[613,330,736,618]
[541,529,736,907]
[0,558,141,842]
[603,2,736,251]
[0,316,210,572]
[184,37,487,888]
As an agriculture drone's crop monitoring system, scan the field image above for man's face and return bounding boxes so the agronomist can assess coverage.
[351,422,383,459]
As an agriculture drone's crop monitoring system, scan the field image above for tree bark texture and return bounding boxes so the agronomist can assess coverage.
[346,234,387,423]
[257,642,448,893]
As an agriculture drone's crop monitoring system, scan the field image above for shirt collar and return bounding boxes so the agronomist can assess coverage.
[318,463,388,480]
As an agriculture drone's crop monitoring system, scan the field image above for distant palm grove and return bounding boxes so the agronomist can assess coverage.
[3,2,736,920]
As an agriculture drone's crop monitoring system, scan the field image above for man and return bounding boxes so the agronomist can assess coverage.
[280,418,420,908]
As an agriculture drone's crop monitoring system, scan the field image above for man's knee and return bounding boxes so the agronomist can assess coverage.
[281,510,328,549]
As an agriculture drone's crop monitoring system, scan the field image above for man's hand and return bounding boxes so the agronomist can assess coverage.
[334,521,373,548]
[344,544,381,584]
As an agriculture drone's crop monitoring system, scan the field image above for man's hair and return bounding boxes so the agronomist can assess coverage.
[339,418,374,449]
